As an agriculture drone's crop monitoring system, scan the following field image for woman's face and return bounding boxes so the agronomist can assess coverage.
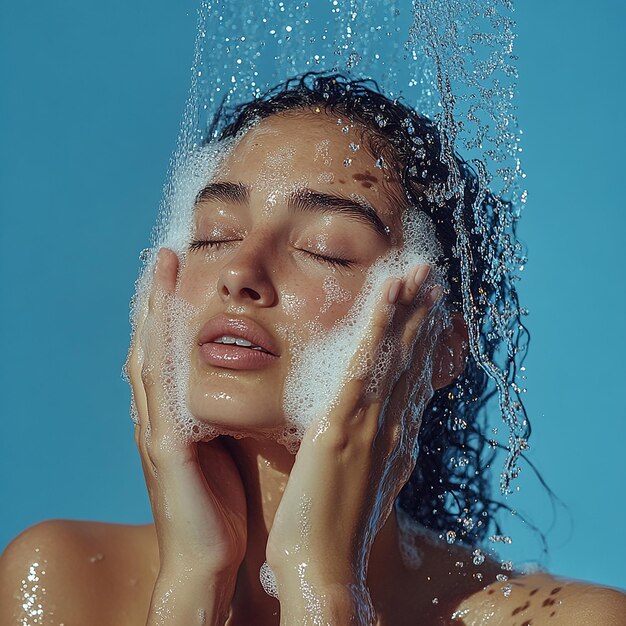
[177,110,408,434]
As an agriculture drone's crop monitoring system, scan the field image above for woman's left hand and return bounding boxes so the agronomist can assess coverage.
[266,264,442,622]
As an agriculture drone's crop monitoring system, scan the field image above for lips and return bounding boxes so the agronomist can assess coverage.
[197,314,280,370]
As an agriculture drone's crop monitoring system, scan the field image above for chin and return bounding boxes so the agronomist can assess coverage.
[187,388,287,435]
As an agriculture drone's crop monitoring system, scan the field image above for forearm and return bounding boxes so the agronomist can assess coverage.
[275,569,376,626]
[146,570,236,626]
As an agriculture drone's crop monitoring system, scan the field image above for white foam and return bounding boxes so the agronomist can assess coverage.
[319,275,352,313]
[142,288,219,445]
[278,207,446,452]
[129,129,449,453]
[259,560,279,599]
[129,141,230,346]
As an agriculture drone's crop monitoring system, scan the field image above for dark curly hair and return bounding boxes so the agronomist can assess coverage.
[206,72,532,547]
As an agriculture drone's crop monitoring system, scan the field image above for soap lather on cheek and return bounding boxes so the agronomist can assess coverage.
[280,208,444,450]
[320,275,352,313]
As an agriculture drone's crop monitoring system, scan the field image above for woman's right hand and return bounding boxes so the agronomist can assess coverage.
[126,248,247,625]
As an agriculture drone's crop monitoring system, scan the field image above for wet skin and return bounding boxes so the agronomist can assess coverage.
[1,112,625,625]
[128,110,467,623]
[178,110,407,432]
[2,520,625,625]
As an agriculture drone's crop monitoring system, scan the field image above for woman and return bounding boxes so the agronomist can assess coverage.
[1,75,624,625]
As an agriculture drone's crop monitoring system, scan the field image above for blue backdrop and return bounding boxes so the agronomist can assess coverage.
[1,0,624,590]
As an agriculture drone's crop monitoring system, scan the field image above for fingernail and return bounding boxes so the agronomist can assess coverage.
[387,279,403,304]
[154,248,163,273]
[155,247,172,276]
[414,264,431,287]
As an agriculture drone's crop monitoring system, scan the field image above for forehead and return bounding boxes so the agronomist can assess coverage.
[219,111,406,225]
[232,111,365,158]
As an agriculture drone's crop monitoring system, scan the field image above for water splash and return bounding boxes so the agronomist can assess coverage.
[140,0,530,539]
[405,0,528,496]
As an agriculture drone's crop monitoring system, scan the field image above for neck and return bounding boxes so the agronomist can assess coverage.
[213,435,407,623]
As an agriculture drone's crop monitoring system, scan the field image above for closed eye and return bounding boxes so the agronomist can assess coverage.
[302,250,355,269]
[189,239,241,251]
[189,239,355,270]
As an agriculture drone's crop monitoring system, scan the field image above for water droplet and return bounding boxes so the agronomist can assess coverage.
[346,51,362,68]
[374,113,387,128]
[472,549,485,565]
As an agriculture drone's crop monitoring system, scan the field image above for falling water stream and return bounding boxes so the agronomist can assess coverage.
[149,0,529,497]
[130,0,533,606]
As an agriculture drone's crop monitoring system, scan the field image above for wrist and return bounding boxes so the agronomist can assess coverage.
[148,570,237,626]
[269,553,363,591]
[156,563,239,592]
[159,552,241,582]
[277,577,375,626]
[272,561,375,626]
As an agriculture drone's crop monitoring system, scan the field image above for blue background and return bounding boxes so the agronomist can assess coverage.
[1,0,624,589]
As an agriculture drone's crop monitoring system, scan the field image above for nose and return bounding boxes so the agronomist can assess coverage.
[217,242,277,307]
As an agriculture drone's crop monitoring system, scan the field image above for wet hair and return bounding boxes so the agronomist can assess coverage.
[207,72,531,546]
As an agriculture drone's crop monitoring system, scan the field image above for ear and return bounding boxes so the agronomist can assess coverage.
[431,312,469,390]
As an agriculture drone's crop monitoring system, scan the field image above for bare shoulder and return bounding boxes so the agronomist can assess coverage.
[0,519,158,626]
[454,570,626,625]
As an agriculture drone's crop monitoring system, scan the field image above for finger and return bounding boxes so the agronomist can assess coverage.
[352,276,400,379]
[362,272,430,400]
[315,273,433,439]
[140,248,183,457]
[396,264,430,307]
[373,285,444,457]
[128,336,151,466]
[313,277,399,440]
[127,249,174,394]
[152,248,179,299]
[142,247,180,380]
[357,276,440,412]
[400,284,444,348]
[143,249,179,354]
[389,288,445,445]
[126,290,149,428]
[126,248,176,433]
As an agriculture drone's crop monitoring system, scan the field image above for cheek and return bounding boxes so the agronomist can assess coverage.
[177,257,219,304]
[281,277,357,333]
[278,281,323,323]
[319,275,354,316]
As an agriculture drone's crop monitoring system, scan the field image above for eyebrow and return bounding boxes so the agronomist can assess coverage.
[195,181,250,205]
[288,188,390,239]
[196,181,391,240]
